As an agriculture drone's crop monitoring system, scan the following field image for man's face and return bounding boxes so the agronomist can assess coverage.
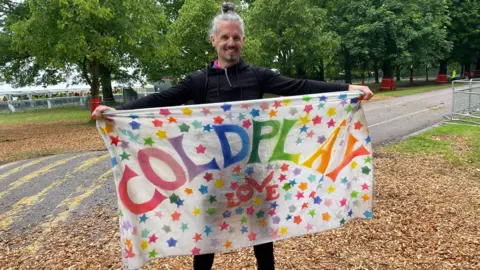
[210,20,245,65]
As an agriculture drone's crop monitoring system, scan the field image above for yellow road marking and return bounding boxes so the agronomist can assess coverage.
[0,154,90,200]
[0,156,53,182]
[25,169,112,253]
[0,154,109,231]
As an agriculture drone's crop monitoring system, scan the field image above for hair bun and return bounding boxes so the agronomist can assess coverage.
[221,2,236,13]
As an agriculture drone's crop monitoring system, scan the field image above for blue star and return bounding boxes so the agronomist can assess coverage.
[203,124,212,132]
[237,113,246,121]
[139,214,148,223]
[289,179,297,187]
[286,214,292,221]
[351,98,359,104]
[167,237,177,247]
[300,125,308,133]
[221,103,232,112]
[339,94,348,100]
[348,210,353,217]
[129,121,141,130]
[129,114,139,119]
[198,185,208,195]
[365,136,371,144]
[111,157,117,167]
[222,210,232,218]
[364,210,373,218]
[245,167,254,176]
[176,199,184,208]
[204,225,212,236]
[235,207,244,215]
[270,201,279,209]
[320,96,328,102]
[250,108,260,118]
[313,196,322,205]
[319,176,325,182]
[240,226,248,234]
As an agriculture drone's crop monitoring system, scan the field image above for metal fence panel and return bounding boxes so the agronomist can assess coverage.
[450,79,480,125]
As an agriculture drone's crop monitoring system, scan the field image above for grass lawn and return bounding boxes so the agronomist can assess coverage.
[0,107,92,124]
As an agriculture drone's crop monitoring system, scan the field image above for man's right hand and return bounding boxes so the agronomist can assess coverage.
[91,105,116,120]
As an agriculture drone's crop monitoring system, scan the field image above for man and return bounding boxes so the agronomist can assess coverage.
[92,2,373,269]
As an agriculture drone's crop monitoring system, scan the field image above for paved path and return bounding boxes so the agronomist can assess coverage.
[0,88,456,240]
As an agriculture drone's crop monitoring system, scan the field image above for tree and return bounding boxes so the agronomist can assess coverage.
[8,0,166,100]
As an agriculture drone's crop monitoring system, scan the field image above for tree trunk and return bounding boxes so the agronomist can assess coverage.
[374,62,379,83]
[90,59,100,98]
[318,60,325,81]
[296,66,307,79]
[439,59,447,74]
[100,64,115,106]
[474,56,480,78]
[410,68,413,83]
[396,65,401,81]
[382,60,394,78]
[344,49,352,84]
[426,67,429,81]
[460,63,464,78]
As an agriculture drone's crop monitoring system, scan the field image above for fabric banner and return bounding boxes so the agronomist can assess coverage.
[97,91,374,269]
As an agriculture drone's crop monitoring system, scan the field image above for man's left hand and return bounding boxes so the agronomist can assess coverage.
[348,85,373,101]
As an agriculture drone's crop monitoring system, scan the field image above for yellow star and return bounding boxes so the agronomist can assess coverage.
[258,219,266,227]
[328,185,335,194]
[351,161,358,169]
[299,114,310,125]
[362,194,370,202]
[100,127,107,135]
[185,188,193,195]
[280,226,288,236]
[156,130,167,139]
[182,107,193,116]
[327,108,336,117]
[141,240,148,250]
[215,179,224,188]
[269,109,277,118]
[193,207,200,216]
[322,212,331,221]
[298,182,308,191]
[253,196,261,205]
[283,99,291,106]
[224,240,232,249]
[125,238,132,247]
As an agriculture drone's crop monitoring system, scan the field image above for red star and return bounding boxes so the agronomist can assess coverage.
[124,246,135,258]
[149,234,158,243]
[202,107,211,116]
[220,221,229,231]
[159,109,170,116]
[168,116,177,123]
[193,233,202,243]
[196,144,206,154]
[278,174,286,182]
[242,120,252,129]
[191,247,201,255]
[327,119,336,128]
[171,211,181,221]
[268,209,276,216]
[248,232,257,241]
[132,226,138,236]
[354,121,363,130]
[273,100,282,109]
[233,165,241,173]
[280,163,289,172]
[241,103,249,109]
[110,136,119,146]
[295,191,304,199]
[230,182,239,190]
[307,131,315,138]
[361,183,369,190]
[294,215,302,225]
[214,116,224,124]
[154,211,163,218]
[246,206,255,215]
[304,104,313,113]
[203,172,213,182]
[301,202,309,209]
[260,102,269,111]
[152,119,163,127]
[312,115,322,125]
[309,191,316,198]
[340,198,347,207]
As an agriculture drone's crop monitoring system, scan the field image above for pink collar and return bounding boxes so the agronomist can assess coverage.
[213,60,223,69]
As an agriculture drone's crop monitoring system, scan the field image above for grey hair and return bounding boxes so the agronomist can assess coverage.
[209,2,245,36]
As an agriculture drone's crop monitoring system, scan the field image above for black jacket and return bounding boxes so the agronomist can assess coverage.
[118,58,349,110]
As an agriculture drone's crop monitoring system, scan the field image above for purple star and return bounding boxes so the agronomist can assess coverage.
[339,139,345,146]
[122,220,132,231]
[272,216,281,224]
[293,168,302,176]
[340,99,348,107]
[211,238,219,247]
[120,140,130,149]
[222,210,232,218]
[317,135,326,144]
[266,164,273,170]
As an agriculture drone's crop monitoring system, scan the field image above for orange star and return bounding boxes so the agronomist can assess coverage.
[362,194,370,202]
[298,182,308,191]
[125,238,132,248]
[294,216,302,224]
[258,219,266,227]
[171,211,181,221]
[213,116,224,124]
[322,212,331,221]
[184,188,193,195]
[224,240,232,249]
[269,109,277,118]
[168,116,177,123]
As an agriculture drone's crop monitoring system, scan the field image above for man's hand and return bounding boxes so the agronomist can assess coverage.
[348,85,373,101]
[91,105,116,120]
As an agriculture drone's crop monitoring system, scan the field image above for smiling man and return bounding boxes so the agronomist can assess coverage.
[92,2,372,269]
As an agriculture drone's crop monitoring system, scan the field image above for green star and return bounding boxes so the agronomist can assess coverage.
[340,218,346,225]
[362,166,371,175]
[282,183,291,191]
[274,164,281,170]
[192,120,202,129]
[120,152,130,161]
[308,174,316,183]
[295,138,303,145]
[308,209,316,217]
[364,157,372,163]
[351,191,358,198]
[256,210,265,219]
[240,216,248,224]
[149,249,158,258]
[144,137,155,146]
[118,210,123,217]
[141,228,150,238]
[346,105,353,113]
[178,123,190,132]
[181,222,189,232]
[340,177,348,184]
[207,208,216,216]
[317,103,325,110]
[208,195,217,203]
[169,193,179,204]
[284,192,292,201]
[302,96,312,102]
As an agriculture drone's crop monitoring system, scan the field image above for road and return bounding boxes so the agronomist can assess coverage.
[0,87,455,238]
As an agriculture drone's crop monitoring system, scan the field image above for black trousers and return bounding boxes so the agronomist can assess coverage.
[193,242,274,270]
